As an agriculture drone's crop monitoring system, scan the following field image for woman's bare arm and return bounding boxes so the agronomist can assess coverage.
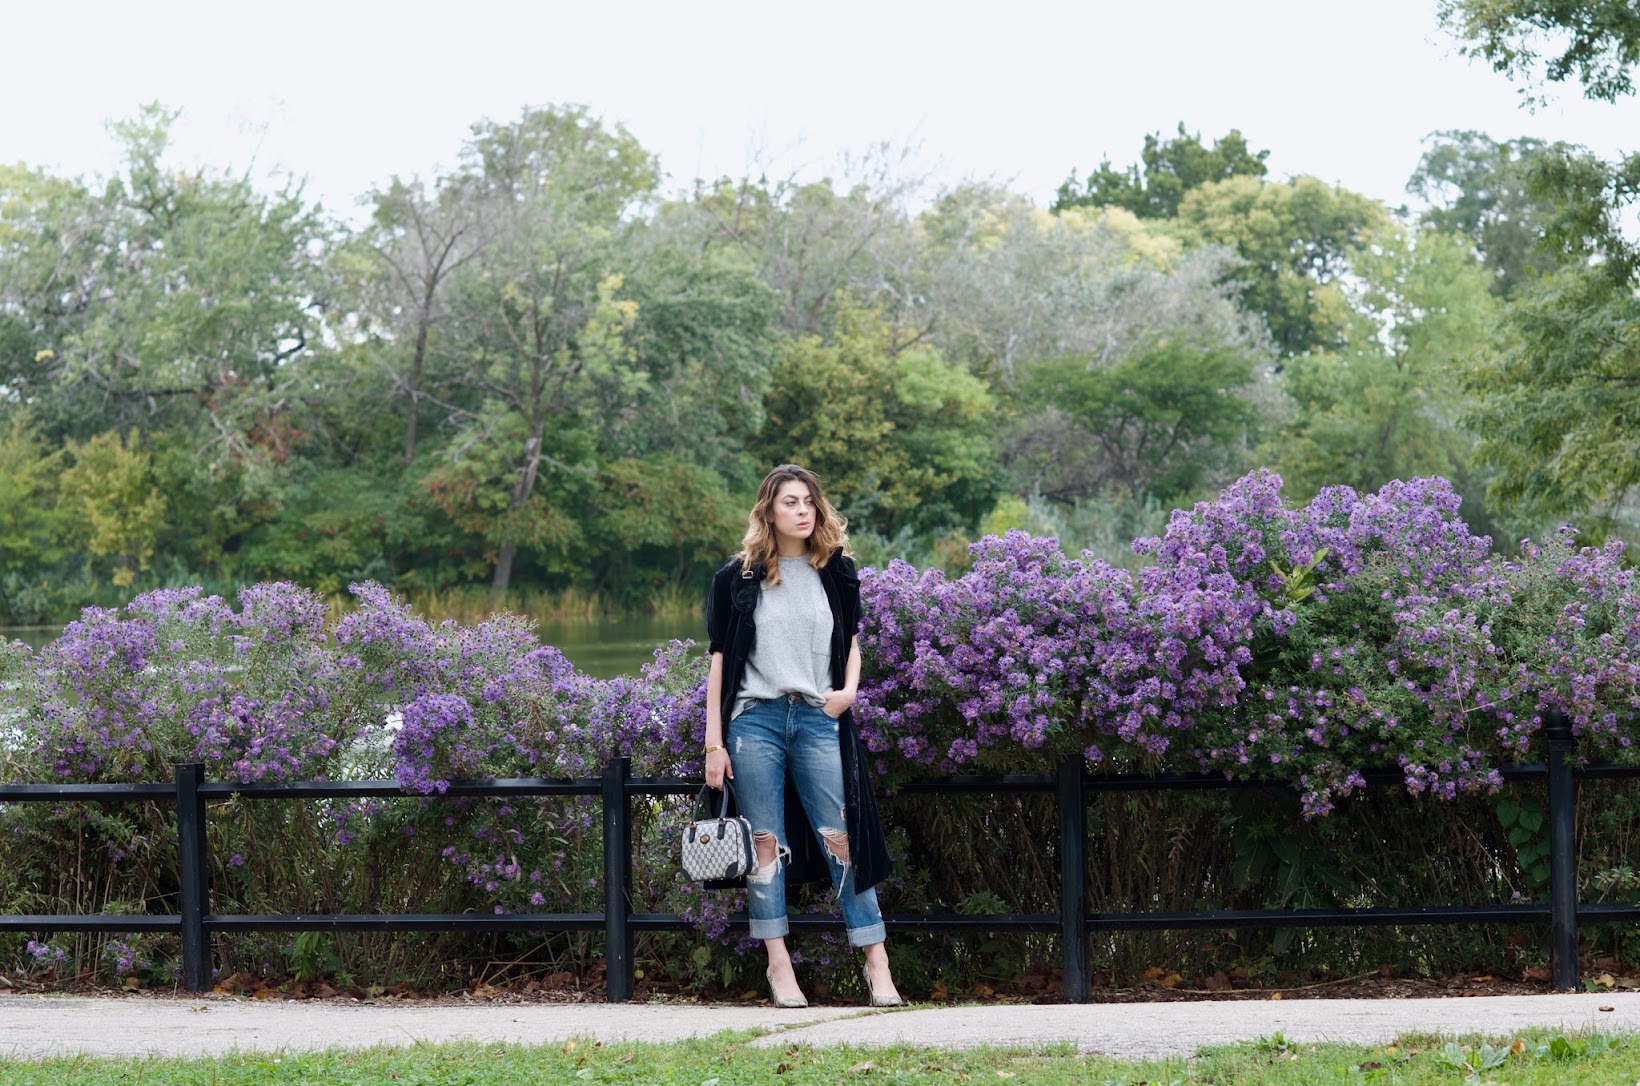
[705,651,731,786]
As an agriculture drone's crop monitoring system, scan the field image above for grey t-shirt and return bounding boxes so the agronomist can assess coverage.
[732,556,834,720]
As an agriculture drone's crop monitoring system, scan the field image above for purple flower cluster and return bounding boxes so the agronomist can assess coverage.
[24,939,66,974]
[0,579,715,940]
[854,533,1137,771]
[11,584,347,783]
[857,471,1640,816]
[4,585,697,823]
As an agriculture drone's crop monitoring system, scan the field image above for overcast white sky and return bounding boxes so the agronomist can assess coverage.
[5,0,1636,221]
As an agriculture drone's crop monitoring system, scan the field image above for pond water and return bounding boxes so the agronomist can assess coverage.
[536,613,704,677]
[1,613,703,680]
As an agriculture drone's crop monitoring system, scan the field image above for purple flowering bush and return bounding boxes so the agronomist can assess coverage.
[0,582,720,987]
[14,583,351,783]
[858,471,1640,817]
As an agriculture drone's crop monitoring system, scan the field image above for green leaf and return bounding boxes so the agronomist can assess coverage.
[1476,1042,1510,1071]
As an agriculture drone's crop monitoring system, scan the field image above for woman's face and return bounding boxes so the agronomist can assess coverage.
[769,480,817,550]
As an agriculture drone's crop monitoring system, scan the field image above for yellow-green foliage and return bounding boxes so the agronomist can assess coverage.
[58,429,168,587]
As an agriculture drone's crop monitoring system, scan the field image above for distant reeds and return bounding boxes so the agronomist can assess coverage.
[321,584,704,626]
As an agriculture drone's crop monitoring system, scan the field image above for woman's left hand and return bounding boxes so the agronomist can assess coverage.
[820,689,856,718]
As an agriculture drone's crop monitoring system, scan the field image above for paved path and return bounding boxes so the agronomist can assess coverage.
[0,993,1637,1061]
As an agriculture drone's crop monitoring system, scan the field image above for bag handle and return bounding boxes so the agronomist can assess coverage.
[693,781,734,823]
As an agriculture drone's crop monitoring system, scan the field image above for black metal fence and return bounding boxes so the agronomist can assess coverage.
[2,714,1636,1000]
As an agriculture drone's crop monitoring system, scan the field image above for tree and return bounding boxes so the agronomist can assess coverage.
[1011,337,1264,503]
[590,227,781,488]
[1271,229,1500,503]
[909,185,1241,380]
[1465,259,1640,529]
[352,174,490,464]
[905,185,1274,501]
[1438,0,1640,102]
[44,105,329,460]
[0,411,66,578]
[426,276,638,589]
[1426,6,1640,530]
[1053,124,1270,218]
[585,454,742,597]
[1174,176,1388,359]
[422,105,660,590]
[750,301,999,538]
[667,147,920,339]
[1423,8,1640,531]
[0,165,97,413]
[58,429,168,587]
[233,463,440,594]
[1406,130,1557,296]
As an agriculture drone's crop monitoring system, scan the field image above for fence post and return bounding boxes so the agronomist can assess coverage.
[1058,756,1089,1003]
[174,762,211,993]
[602,757,634,1002]
[1545,710,1579,991]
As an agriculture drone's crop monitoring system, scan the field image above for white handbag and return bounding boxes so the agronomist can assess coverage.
[681,783,757,881]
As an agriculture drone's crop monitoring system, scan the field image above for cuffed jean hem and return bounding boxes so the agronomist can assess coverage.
[748,918,887,947]
[846,921,887,948]
[749,916,790,940]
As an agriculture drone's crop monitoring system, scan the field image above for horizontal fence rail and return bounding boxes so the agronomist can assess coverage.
[1,714,1631,999]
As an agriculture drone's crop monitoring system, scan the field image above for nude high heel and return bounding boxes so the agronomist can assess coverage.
[766,967,808,1009]
[862,963,903,1007]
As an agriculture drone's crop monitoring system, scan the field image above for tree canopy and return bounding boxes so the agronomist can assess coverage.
[1438,0,1640,102]
[1053,123,1270,219]
[0,82,1632,621]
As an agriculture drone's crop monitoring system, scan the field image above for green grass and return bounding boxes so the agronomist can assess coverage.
[0,1029,1634,1084]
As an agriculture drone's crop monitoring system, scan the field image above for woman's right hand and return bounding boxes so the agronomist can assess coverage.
[705,747,733,789]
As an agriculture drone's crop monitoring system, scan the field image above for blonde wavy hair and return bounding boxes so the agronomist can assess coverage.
[738,464,850,586]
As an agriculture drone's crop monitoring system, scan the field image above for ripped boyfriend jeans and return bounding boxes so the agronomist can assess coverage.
[729,694,887,947]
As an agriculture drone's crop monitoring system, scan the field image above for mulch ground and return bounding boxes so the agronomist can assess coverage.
[3,962,1626,1006]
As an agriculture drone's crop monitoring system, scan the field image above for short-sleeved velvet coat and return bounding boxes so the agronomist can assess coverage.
[706,548,893,893]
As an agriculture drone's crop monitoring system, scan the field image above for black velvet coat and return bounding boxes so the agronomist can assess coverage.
[705,548,894,893]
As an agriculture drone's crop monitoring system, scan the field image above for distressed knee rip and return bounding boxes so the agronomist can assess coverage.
[749,830,786,884]
[819,827,850,864]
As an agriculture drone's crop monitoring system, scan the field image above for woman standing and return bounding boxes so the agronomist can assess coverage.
[703,464,903,1008]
